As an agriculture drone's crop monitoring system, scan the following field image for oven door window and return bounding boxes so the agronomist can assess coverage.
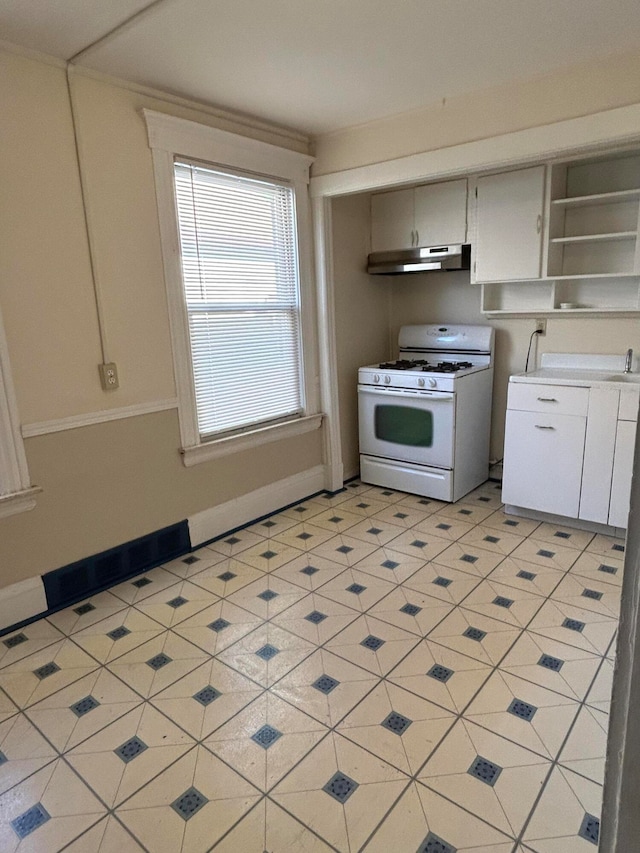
[374,404,433,447]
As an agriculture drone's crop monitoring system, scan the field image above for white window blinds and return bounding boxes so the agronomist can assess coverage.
[173,160,304,439]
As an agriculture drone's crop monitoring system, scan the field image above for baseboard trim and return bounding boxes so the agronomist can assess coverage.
[0,466,330,637]
[0,575,48,633]
[22,398,179,438]
[188,464,326,547]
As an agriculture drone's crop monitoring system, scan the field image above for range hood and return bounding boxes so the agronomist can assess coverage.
[367,244,470,275]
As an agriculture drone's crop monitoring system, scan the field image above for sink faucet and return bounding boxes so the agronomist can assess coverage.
[625,348,633,373]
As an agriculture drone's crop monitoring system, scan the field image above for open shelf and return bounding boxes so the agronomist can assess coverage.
[552,188,640,208]
[551,231,636,245]
[546,151,640,286]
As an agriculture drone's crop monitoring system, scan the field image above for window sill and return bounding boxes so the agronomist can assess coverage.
[0,485,42,520]
[181,413,323,467]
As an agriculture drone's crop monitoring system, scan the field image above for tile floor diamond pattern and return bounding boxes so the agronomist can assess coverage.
[507,698,537,721]
[467,754,503,786]
[427,664,454,682]
[146,653,172,670]
[0,478,619,851]
[578,812,600,844]
[517,569,537,581]
[463,626,487,642]
[417,832,457,853]
[257,589,279,601]
[305,610,327,624]
[33,661,60,679]
[217,571,237,582]
[312,674,340,694]
[3,632,28,649]
[11,802,50,838]
[170,786,209,821]
[563,617,586,632]
[107,626,131,641]
[322,770,359,803]
[361,634,385,651]
[538,653,564,671]
[70,695,100,717]
[381,710,412,735]
[255,644,279,660]
[114,735,148,762]
[250,724,282,748]
[192,685,221,706]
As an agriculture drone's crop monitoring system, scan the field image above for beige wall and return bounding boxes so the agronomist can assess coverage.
[0,47,323,586]
[313,50,640,176]
[0,410,322,581]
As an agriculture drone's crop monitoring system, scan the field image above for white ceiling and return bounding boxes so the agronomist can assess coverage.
[2,0,640,135]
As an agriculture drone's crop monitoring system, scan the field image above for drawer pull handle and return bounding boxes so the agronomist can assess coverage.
[535,425,555,430]
[537,397,558,402]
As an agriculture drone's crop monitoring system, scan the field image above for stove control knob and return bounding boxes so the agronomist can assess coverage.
[373,374,380,383]
[429,378,437,389]
[384,375,391,385]
[417,377,425,387]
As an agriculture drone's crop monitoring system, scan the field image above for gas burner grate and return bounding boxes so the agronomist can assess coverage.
[422,360,473,373]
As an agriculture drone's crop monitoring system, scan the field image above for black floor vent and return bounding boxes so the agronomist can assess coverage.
[43,521,190,611]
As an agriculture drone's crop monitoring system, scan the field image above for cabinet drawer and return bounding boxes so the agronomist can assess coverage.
[507,382,589,416]
[618,389,640,421]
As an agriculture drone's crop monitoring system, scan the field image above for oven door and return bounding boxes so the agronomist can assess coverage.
[358,385,455,468]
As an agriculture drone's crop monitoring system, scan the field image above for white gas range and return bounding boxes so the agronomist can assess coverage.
[358,324,495,502]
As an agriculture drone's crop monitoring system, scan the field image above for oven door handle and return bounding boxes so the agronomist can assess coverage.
[358,387,454,402]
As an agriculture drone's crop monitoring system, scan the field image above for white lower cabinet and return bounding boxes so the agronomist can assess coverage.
[502,379,639,529]
[502,409,586,517]
[578,387,619,524]
[609,419,638,527]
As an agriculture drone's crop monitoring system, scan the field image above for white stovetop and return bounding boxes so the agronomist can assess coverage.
[511,353,640,390]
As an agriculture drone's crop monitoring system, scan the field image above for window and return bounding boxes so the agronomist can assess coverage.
[0,302,40,517]
[143,110,321,466]
[173,161,303,439]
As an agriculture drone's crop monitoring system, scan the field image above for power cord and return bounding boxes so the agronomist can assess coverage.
[525,328,544,373]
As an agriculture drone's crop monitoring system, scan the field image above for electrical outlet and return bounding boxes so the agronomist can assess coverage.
[99,362,119,391]
[535,319,547,336]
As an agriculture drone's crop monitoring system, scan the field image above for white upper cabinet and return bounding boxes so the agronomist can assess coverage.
[371,188,415,252]
[473,165,546,283]
[413,180,467,247]
[370,179,467,253]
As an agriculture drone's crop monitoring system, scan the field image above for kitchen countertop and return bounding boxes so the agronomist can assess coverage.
[510,353,640,391]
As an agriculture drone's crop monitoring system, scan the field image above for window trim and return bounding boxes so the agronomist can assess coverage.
[143,110,320,465]
[0,302,40,518]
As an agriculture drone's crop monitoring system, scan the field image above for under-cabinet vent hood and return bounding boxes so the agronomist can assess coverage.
[367,244,470,275]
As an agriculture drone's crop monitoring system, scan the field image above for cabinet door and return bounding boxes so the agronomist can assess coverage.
[579,387,619,524]
[370,188,414,252]
[609,420,637,528]
[501,409,586,518]
[413,179,467,246]
[475,166,546,282]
